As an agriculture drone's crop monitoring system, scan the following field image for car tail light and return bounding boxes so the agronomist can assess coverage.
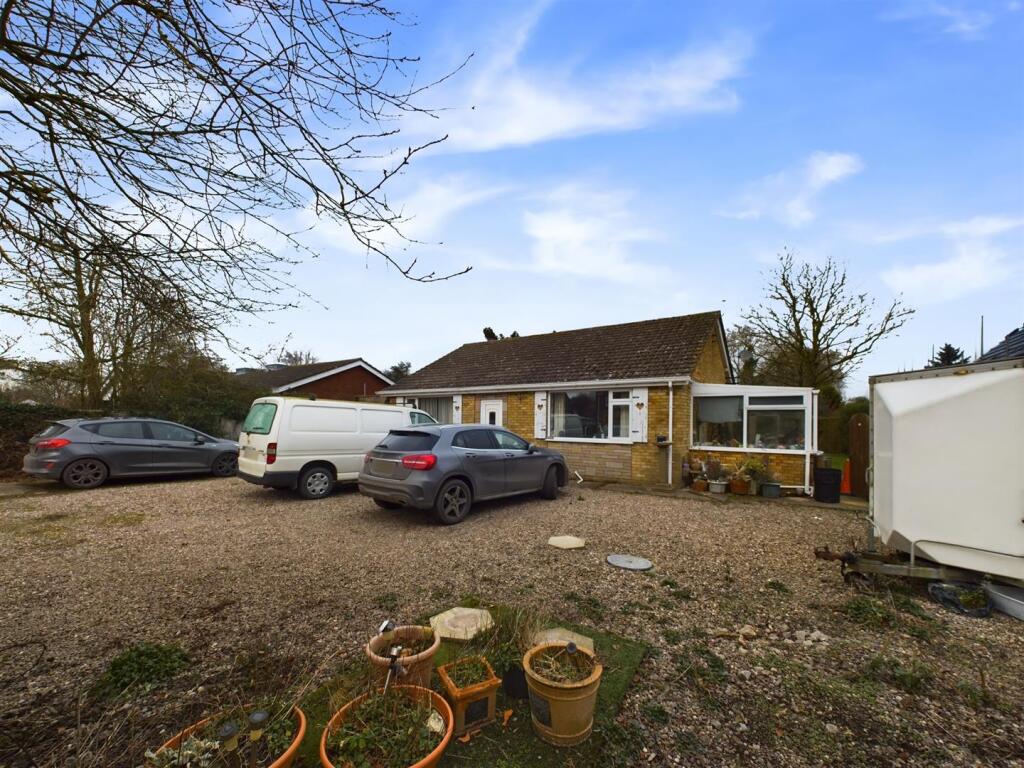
[266,443,277,465]
[36,438,71,451]
[401,454,437,471]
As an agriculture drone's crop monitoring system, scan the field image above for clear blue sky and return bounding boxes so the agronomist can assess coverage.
[15,0,1024,394]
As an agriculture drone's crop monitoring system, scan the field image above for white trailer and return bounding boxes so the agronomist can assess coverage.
[868,357,1024,587]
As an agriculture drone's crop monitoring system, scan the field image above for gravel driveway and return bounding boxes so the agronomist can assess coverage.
[1,477,1021,767]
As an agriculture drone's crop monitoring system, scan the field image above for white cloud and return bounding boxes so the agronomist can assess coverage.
[881,216,1024,303]
[425,5,751,152]
[882,3,994,40]
[720,151,864,227]
[484,183,666,284]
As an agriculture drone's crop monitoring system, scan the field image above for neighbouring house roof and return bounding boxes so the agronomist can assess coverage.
[977,323,1024,362]
[385,312,730,393]
[235,358,393,392]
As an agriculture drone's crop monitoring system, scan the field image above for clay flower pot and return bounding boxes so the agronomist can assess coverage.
[319,685,453,768]
[438,655,502,736]
[153,706,306,768]
[523,642,603,747]
[729,477,750,494]
[691,479,709,493]
[366,625,441,689]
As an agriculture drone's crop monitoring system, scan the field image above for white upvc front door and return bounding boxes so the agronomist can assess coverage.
[480,399,503,426]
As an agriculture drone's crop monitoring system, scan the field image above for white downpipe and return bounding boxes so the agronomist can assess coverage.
[667,381,674,486]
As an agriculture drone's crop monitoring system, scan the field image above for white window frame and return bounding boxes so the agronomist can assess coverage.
[546,388,634,444]
[690,383,816,456]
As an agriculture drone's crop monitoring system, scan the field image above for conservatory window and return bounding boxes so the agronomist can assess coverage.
[693,391,808,451]
[693,396,743,447]
[549,389,632,440]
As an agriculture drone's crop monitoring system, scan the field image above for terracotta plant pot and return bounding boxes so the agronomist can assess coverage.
[438,655,502,736]
[366,625,441,689]
[729,478,750,494]
[319,685,453,768]
[691,479,709,493]
[153,706,306,768]
[523,642,603,747]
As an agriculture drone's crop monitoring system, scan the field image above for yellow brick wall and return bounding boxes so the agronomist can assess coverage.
[692,328,729,383]
[686,448,806,487]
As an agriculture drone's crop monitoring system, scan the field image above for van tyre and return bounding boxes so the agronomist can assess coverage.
[434,479,472,525]
[298,465,334,500]
[540,466,559,500]
[62,458,108,489]
[211,453,238,477]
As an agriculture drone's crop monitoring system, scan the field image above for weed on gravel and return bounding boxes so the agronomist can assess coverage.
[94,642,188,698]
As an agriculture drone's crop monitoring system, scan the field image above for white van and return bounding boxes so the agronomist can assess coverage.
[236,396,436,499]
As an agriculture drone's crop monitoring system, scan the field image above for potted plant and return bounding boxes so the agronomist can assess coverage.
[147,701,306,768]
[737,456,766,495]
[320,685,453,768]
[708,477,729,494]
[728,470,750,495]
[524,642,603,747]
[705,457,723,481]
[691,474,709,493]
[438,655,502,735]
[760,467,782,498]
[366,625,440,689]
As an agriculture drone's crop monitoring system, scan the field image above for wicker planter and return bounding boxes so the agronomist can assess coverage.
[438,656,501,736]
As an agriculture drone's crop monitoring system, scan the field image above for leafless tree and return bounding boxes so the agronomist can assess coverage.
[741,251,914,389]
[0,0,470,401]
[277,349,319,367]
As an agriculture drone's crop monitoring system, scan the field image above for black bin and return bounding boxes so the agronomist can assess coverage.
[813,468,842,503]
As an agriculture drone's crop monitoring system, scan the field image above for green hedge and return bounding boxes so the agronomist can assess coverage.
[0,402,92,477]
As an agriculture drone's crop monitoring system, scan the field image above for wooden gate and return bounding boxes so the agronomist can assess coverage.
[849,413,869,499]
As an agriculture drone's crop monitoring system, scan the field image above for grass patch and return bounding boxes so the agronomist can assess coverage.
[373,591,400,612]
[563,590,605,622]
[103,512,145,527]
[765,579,790,594]
[840,593,938,640]
[862,655,933,694]
[661,629,683,645]
[94,642,188,698]
[294,600,647,768]
[642,702,670,724]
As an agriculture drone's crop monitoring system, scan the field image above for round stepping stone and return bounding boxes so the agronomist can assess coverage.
[548,535,586,549]
[607,553,653,571]
[429,607,494,642]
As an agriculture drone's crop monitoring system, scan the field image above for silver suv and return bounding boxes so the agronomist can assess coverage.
[358,425,567,524]
[23,418,239,489]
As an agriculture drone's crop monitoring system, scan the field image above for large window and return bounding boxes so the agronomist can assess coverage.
[549,390,631,440]
[415,397,452,424]
[693,390,808,451]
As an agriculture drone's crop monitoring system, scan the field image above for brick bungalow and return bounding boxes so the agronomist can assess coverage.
[236,358,393,400]
[382,312,819,491]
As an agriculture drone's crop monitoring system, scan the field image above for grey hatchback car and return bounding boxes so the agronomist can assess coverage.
[23,418,239,489]
[358,425,567,524]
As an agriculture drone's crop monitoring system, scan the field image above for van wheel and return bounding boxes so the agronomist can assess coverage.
[540,466,559,500]
[434,479,472,525]
[298,465,334,500]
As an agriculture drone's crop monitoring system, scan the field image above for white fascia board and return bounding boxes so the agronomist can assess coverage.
[384,375,693,397]
[691,382,815,397]
[273,359,395,393]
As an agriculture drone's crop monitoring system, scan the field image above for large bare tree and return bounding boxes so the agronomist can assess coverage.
[0,0,468,403]
[740,251,914,389]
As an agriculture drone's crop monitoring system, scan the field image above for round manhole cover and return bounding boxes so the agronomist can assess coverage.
[607,554,653,571]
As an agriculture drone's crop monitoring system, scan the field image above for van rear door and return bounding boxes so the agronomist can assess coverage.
[238,400,279,476]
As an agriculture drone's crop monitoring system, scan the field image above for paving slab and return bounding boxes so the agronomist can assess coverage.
[429,606,494,641]
[547,535,586,549]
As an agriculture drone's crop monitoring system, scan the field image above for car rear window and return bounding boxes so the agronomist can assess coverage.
[242,402,278,435]
[452,429,497,450]
[35,423,69,439]
[376,431,439,452]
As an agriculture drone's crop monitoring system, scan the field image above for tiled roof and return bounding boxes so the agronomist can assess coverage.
[978,324,1024,362]
[385,312,726,392]
[235,358,376,390]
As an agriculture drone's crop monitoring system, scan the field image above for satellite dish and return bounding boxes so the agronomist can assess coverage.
[738,349,753,362]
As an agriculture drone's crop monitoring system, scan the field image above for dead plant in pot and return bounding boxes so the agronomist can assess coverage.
[469,605,542,701]
[145,697,306,768]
